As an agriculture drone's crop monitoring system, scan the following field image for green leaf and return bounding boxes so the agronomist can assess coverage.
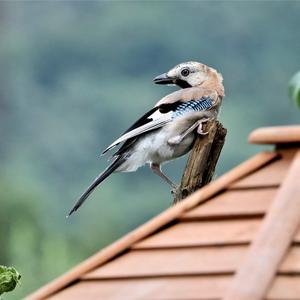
[288,71,300,109]
[0,266,21,296]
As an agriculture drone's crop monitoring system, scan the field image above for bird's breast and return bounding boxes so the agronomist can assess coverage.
[118,114,207,172]
[134,120,196,164]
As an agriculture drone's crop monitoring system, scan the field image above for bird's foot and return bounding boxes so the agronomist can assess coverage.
[168,119,208,145]
[197,118,210,135]
[197,127,209,135]
[171,186,178,196]
[170,184,179,195]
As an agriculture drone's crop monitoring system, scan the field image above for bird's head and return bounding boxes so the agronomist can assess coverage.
[153,61,223,89]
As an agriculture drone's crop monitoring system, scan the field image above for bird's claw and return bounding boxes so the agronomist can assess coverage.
[197,127,209,135]
[170,184,179,195]
[197,118,210,135]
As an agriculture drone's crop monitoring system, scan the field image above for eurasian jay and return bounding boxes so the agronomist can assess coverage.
[68,61,224,216]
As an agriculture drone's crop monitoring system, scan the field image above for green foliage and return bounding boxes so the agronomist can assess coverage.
[288,71,300,108]
[0,266,21,296]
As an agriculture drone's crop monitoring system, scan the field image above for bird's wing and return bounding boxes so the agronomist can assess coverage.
[101,107,173,155]
[102,89,220,155]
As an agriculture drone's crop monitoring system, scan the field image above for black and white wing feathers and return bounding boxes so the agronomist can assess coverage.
[102,96,214,155]
[101,107,173,155]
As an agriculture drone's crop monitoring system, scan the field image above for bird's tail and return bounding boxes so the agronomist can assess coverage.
[67,156,125,217]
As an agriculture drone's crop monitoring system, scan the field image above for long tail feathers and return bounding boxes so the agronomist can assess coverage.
[67,156,125,217]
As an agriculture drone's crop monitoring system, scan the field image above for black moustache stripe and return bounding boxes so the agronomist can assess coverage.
[175,79,192,89]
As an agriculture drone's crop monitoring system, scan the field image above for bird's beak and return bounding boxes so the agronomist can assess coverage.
[153,73,175,85]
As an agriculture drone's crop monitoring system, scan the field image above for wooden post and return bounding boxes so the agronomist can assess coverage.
[174,121,227,203]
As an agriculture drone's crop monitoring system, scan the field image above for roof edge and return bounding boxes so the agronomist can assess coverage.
[225,150,300,300]
[249,125,300,145]
[25,151,278,300]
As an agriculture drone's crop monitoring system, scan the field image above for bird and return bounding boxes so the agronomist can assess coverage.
[67,61,224,217]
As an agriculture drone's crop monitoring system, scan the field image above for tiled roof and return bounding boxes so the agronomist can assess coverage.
[26,126,300,300]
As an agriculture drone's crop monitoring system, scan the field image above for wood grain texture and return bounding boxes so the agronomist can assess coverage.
[83,245,300,279]
[267,275,300,299]
[174,121,227,202]
[229,150,294,189]
[225,150,300,300]
[48,276,232,300]
[249,126,300,145]
[279,246,300,273]
[83,247,247,279]
[181,188,276,220]
[25,151,278,300]
[133,219,261,249]
[47,275,300,300]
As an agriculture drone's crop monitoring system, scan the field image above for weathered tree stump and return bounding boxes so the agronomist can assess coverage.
[173,120,227,203]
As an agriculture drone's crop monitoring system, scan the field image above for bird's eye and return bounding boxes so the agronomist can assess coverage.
[181,69,190,77]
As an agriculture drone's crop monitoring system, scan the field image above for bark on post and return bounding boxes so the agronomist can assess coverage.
[174,120,227,203]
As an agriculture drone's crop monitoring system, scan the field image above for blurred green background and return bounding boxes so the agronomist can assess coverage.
[1,1,299,298]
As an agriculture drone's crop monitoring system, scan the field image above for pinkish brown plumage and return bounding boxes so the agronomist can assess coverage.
[68,61,225,216]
